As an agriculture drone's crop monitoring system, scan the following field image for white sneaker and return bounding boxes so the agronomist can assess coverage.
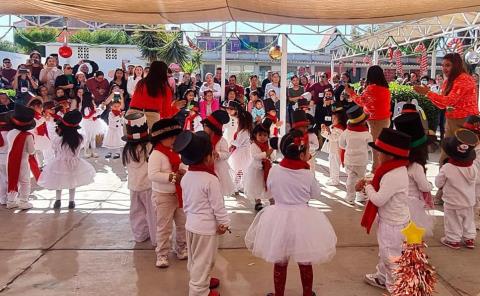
[84,151,91,158]
[17,201,33,210]
[364,273,386,290]
[6,201,18,209]
[0,197,6,205]
[356,193,367,203]
[155,256,169,268]
[326,179,340,186]
[176,248,188,260]
[345,198,355,205]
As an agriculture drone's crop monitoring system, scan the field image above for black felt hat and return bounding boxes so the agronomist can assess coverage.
[368,128,411,159]
[263,98,276,113]
[269,137,279,150]
[252,117,273,136]
[442,128,479,162]
[201,109,229,135]
[122,112,149,142]
[401,103,418,114]
[173,131,212,165]
[227,100,242,112]
[0,111,13,131]
[58,110,82,129]
[463,115,480,135]
[346,105,368,125]
[297,98,310,109]
[291,109,309,129]
[10,103,36,131]
[331,102,345,114]
[151,118,182,143]
[393,112,427,148]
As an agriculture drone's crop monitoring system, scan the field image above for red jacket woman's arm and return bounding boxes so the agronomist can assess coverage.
[350,85,373,107]
[427,75,472,109]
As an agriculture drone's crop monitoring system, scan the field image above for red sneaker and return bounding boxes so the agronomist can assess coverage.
[209,277,220,289]
[208,290,220,296]
[464,239,475,249]
[440,237,461,250]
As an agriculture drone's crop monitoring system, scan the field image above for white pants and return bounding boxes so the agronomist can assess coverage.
[345,165,366,202]
[444,207,477,242]
[130,189,157,245]
[187,231,218,296]
[0,163,6,204]
[328,151,341,182]
[375,220,407,293]
[7,163,30,204]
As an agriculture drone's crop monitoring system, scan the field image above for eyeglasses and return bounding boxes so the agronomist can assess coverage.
[3,61,11,64]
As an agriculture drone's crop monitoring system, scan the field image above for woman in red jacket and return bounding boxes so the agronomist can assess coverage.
[128,61,185,129]
[345,65,391,171]
[414,53,478,163]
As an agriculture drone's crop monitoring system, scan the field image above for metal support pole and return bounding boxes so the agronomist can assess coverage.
[330,59,335,77]
[373,50,379,65]
[280,34,288,135]
[430,49,437,79]
[220,24,227,102]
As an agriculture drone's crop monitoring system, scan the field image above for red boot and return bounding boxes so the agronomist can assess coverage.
[210,277,220,289]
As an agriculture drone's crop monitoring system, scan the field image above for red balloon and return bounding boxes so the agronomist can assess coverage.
[59,45,72,58]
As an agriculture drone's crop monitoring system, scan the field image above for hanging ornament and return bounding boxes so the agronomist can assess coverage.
[58,30,72,58]
[352,60,357,76]
[447,38,464,55]
[414,43,428,76]
[394,49,404,75]
[268,45,282,60]
[388,47,394,63]
[465,50,480,65]
[362,55,372,66]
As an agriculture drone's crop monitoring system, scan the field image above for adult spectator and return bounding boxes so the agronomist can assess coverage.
[1,58,17,84]
[300,74,311,90]
[12,65,38,105]
[0,92,14,112]
[261,70,272,93]
[128,61,186,128]
[110,68,128,108]
[39,56,62,97]
[54,64,76,97]
[126,65,135,77]
[199,73,221,100]
[195,73,203,89]
[71,87,84,110]
[189,75,200,97]
[127,66,144,98]
[143,66,150,78]
[75,72,88,90]
[86,71,110,105]
[214,67,228,85]
[345,65,391,171]
[0,72,11,89]
[339,72,355,110]
[331,73,345,101]
[413,52,478,163]
[287,75,304,124]
[264,72,281,100]
[245,74,264,101]
[307,72,332,120]
[73,59,99,79]
[409,72,420,86]
[401,73,411,85]
[177,72,194,100]
[25,51,43,80]
[225,74,245,103]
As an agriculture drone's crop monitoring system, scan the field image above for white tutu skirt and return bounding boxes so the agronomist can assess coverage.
[38,157,96,190]
[215,160,235,196]
[244,166,269,199]
[407,197,434,237]
[80,119,108,141]
[245,204,337,264]
[103,127,125,150]
[228,147,251,173]
[34,135,51,151]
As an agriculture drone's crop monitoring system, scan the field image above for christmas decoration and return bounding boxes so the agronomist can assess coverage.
[391,221,436,296]
[58,45,72,58]
[186,36,201,51]
[447,38,464,55]
[394,49,404,75]
[465,50,480,65]
[414,43,428,76]
[352,60,357,76]
[268,45,282,60]
[388,47,394,63]
[363,55,372,66]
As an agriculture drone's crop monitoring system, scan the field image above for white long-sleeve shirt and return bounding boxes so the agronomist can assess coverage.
[216,137,230,162]
[365,166,410,225]
[338,129,372,166]
[407,162,433,200]
[249,142,274,169]
[231,129,250,149]
[127,76,141,96]
[199,82,221,99]
[148,149,186,194]
[321,126,343,155]
[435,163,478,209]
[0,131,9,165]
[126,144,151,192]
[308,132,320,155]
[181,171,230,235]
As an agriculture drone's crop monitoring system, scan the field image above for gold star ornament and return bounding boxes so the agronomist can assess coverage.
[401,221,426,245]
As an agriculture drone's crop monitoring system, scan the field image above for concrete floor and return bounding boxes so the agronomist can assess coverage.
[0,149,479,296]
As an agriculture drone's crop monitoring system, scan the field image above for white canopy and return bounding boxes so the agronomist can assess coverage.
[3,0,480,25]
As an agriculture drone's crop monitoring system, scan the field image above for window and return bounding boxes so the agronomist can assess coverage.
[198,41,207,50]
[105,47,117,60]
[77,47,89,59]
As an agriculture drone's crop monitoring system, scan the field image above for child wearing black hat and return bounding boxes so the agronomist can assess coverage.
[339,105,373,204]
[224,100,241,146]
[462,115,480,230]
[174,131,230,296]
[184,101,203,132]
[394,112,435,237]
[229,110,253,193]
[38,110,96,209]
[245,118,275,212]
[435,129,478,250]
[306,113,320,173]
[202,110,235,196]
[29,99,51,163]
[148,118,187,268]
[79,92,109,158]
[0,111,12,205]
[245,129,337,296]
[122,113,156,246]
[356,128,411,292]
[264,98,283,137]
[6,104,39,210]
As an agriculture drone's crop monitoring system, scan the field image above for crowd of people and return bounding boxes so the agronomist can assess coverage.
[0,50,480,296]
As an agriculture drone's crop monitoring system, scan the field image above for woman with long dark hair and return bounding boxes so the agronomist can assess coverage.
[128,61,185,128]
[413,52,478,163]
[345,65,391,170]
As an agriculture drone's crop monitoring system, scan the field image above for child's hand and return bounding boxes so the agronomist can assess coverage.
[229,146,236,153]
[266,148,274,157]
[177,169,186,176]
[355,179,366,192]
[276,120,283,127]
[217,224,228,235]
[213,151,220,160]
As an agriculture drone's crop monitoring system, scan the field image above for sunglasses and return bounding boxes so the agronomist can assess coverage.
[65,67,72,70]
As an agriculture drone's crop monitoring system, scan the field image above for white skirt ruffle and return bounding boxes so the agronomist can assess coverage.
[244,165,270,199]
[245,204,337,264]
[215,160,235,196]
[407,197,434,237]
[228,146,251,173]
[34,135,52,151]
[103,127,125,150]
[38,157,96,190]
[80,119,108,141]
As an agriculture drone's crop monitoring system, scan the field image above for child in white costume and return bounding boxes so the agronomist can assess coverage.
[357,128,411,293]
[0,111,12,205]
[42,101,57,164]
[38,110,96,209]
[229,109,253,192]
[245,130,336,296]
[201,110,235,197]
[435,129,478,250]
[339,105,372,204]
[122,112,156,245]
[103,100,125,159]
[224,100,240,146]
[174,131,230,296]
[29,99,51,165]
[79,92,108,158]
[183,101,203,132]
[321,103,347,185]
[244,118,275,212]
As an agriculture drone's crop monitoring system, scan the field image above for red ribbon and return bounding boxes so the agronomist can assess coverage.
[8,132,41,193]
[254,140,272,189]
[448,158,474,167]
[154,143,183,208]
[374,139,410,158]
[83,108,97,121]
[347,124,369,132]
[188,163,217,177]
[206,115,223,130]
[111,109,122,117]
[279,158,310,170]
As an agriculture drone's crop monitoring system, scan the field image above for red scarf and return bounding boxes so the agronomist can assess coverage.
[255,140,272,188]
[111,109,122,117]
[448,159,474,167]
[347,124,369,132]
[83,107,97,121]
[34,112,48,137]
[183,114,198,131]
[333,124,346,166]
[188,163,217,177]
[8,132,41,193]
[266,114,279,136]
[0,127,8,147]
[154,143,183,208]
[361,159,409,234]
[211,134,222,148]
[279,158,310,170]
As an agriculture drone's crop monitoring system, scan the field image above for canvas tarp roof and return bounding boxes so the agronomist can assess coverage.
[3,0,480,25]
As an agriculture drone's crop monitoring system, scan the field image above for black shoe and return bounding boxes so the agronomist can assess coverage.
[105,152,112,159]
[68,201,75,209]
[113,153,120,159]
[254,202,263,212]
[53,200,61,209]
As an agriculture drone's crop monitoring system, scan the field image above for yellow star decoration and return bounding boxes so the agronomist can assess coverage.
[401,221,426,245]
